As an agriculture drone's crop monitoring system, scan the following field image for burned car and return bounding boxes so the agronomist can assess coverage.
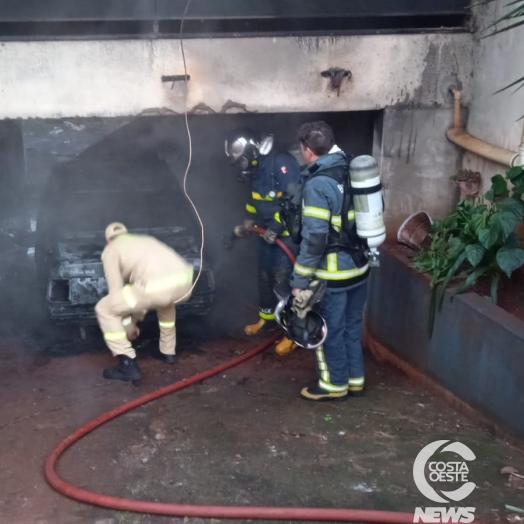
[36,156,214,325]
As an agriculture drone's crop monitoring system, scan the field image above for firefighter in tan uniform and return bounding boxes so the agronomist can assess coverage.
[95,223,194,381]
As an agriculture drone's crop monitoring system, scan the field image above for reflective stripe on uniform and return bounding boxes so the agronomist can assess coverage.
[159,320,176,329]
[123,285,138,308]
[348,377,365,386]
[259,310,275,321]
[319,379,349,393]
[327,253,337,273]
[252,191,283,201]
[330,211,355,227]
[104,331,127,341]
[303,209,355,227]
[303,206,330,220]
[316,346,330,384]
[273,212,291,236]
[144,269,194,295]
[314,263,370,281]
[246,203,257,214]
[294,263,315,277]
[331,216,342,228]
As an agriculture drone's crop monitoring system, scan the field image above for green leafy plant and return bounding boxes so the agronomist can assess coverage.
[476,0,524,95]
[413,166,524,335]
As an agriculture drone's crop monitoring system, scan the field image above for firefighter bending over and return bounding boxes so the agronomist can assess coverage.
[96,223,194,381]
[226,129,301,355]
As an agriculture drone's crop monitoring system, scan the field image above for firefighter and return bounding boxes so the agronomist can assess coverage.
[95,223,194,381]
[290,122,370,401]
[226,129,301,355]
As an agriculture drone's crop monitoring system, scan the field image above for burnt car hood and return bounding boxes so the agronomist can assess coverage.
[54,226,201,278]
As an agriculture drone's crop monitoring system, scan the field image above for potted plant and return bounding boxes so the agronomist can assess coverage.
[413,166,524,334]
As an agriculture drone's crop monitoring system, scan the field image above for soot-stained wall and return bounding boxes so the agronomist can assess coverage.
[0,112,376,336]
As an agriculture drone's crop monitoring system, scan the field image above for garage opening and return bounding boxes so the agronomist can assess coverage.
[0,111,377,341]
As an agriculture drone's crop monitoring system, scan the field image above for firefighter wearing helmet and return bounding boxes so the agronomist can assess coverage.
[226,128,301,355]
[95,223,194,381]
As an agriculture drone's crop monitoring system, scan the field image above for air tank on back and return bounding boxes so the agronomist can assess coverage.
[349,155,386,267]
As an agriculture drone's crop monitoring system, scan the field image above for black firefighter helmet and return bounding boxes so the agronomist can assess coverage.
[274,297,327,350]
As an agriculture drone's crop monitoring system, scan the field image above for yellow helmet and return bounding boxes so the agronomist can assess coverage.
[105,222,128,242]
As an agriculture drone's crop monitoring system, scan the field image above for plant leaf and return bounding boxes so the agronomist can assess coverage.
[448,237,466,258]
[473,204,488,214]
[496,246,524,278]
[506,166,524,180]
[465,244,486,267]
[478,225,500,249]
[511,173,524,190]
[491,174,510,197]
[489,211,518,240]
[484,20,524,40]
[499,197,524,221]
[495,74,524,94]
[470,214,486,233]
[451,267,489,299]
[437,251,468,311]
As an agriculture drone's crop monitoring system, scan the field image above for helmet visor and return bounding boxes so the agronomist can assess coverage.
[226,137,249,164]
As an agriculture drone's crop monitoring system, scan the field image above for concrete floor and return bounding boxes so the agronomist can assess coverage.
[1,326,524,524]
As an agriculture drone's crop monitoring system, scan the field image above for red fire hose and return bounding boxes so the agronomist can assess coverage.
[44,228,417,523]
[247,226,298,265]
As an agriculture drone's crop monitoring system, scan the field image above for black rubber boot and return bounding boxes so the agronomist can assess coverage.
[150,349,176,364]
[348,389,364,398]
[103,355,141,381]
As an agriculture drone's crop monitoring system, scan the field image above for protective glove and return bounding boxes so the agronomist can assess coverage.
[292,290,314,319]
[291,280,327,319]
[263,228,278,244]
[234,220,255,237]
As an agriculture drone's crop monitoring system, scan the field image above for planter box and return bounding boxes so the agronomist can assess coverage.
[367,246,524,440]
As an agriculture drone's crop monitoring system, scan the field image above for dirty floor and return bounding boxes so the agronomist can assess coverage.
[1,326,524,524]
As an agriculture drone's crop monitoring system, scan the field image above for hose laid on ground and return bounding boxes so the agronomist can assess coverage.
[44,228,416,523]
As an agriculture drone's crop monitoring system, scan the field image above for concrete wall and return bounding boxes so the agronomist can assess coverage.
[377,108,462,229]
[0,34,473,119]
[463,2,524,185]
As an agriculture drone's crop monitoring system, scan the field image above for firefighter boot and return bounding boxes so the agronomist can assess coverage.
[151,349,176,364]
[244,319,267,336]
[103,355,141,381]
[275,337,297,356]
[300,385,348,402]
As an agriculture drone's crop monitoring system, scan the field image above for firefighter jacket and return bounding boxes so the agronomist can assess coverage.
[245,150,301,236]
[101,233,193,295]
[290,148,370,290]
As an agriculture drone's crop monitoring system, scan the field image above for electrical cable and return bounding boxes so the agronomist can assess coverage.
[174,0,203,305]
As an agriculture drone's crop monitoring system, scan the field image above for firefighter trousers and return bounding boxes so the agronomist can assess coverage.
[315,280,368,393]
[95,273,193,359]
[257,236,298,320]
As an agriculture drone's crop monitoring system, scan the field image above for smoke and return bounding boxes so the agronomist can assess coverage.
[0,111,376,347]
